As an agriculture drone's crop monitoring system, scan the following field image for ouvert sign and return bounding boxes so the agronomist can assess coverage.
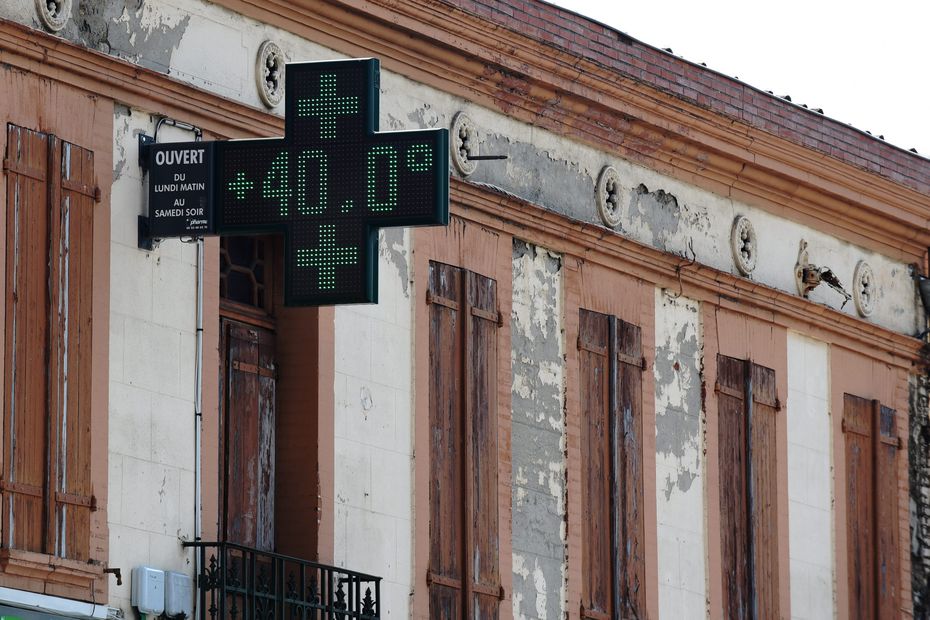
[141,57,449,306]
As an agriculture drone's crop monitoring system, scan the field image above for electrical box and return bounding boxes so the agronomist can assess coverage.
[132,566,165,615]
[165,570,194,618]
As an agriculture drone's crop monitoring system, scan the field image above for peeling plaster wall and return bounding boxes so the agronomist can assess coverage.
[786,334,834,619]
[653,289,706,618]
[108,105,199,614]
[2,0,917,334]
[510,241,566,620]
[333,228,414,619]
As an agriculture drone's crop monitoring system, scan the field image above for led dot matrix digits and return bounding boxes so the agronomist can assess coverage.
[218,59,447,305]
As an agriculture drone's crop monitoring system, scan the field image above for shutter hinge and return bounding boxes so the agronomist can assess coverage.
[775,397,782,412]
[641,356,648,371]
[841,419,848,434]
[498,585,505,601]
[1,158,8,173]
[90,495,98,512]
[93,186,102,202]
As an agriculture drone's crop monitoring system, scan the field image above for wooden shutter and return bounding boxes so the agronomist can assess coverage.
[1,127,95,561]
[223,322,276,551]
[427,262,500,619]
[2,124,51,554]
[843,394,900,620]
[749,363,779,618]
[578,309,612,619]
[717,355,752,620]
[615,318,645,618]
[875,403,899,618]
[49,139,96,560]
[579,310,645,620]
[844,393,876,619]
[466,271,500,619]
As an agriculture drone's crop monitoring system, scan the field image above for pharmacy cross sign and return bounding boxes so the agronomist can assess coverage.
[214,58,449,305]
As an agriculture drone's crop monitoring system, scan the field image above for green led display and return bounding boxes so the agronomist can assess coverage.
[214,58,449,306]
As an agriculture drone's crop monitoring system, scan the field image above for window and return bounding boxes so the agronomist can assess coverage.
[716,355,779,618]
[843,394,900,619]
[426,261,501,619]
[577,308,645,619]
[2,124,96,560]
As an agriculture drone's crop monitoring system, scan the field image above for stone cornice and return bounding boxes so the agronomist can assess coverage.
[1,4,927,265]
[213,0,930,264]
[451,178,922,368]
[0,18,282,139]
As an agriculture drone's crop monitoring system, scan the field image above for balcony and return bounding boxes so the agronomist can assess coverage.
[184,541,381,619]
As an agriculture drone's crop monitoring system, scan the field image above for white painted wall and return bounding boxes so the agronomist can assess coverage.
[2,0,907,336]
[654,290,707,619]
[786,333,834,619]
[109,107,199,614]
[333,229,414,619]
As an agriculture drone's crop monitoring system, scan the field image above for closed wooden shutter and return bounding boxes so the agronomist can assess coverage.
[3,125,51,554]
[579,309,645,619]
[875,404,899,618]
[616,318,645,618]
[843,394,900,620]
[578,309,612,619]
[428,262,500,619]
[2,126,95,561]
[222,322,276,551]
[717,356,779,619]
[749,363,778,618]
[49,139,96,560]
[717,355,751,619]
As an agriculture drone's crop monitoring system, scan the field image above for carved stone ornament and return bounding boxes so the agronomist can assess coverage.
[36,0,70,32]
[730,215,757,276]
[853,260,876,317]
[450,112,478,176]
[595,166,622,228]
[256,40,285,109]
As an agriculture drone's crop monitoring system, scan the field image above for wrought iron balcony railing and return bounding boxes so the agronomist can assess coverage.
[184,541,381,619]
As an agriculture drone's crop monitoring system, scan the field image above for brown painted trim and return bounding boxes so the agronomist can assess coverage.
[563,261,660,618]
[412,219,513,619]
[451,180,920,368]
[0,64,112,603]
[0,18,281,140]
[830,348,913,618]
[1,10,927,261]
[702,308,791,618]
[202,1,930,263]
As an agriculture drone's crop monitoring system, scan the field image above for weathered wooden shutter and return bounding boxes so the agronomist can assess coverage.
[717,355,751,619]
[223,322,276,551]
[579,309,645,619]
[427,262,500,619]
[49,139,96,560]
[749,363,778,618]
[3,124,51,554]
[466,271,500,619]
[615,318,645,618]
[2,127,95,561]
[874,403,899,618]
[717,356,779,619]
[843,394,900,619]
[578,309,612,620]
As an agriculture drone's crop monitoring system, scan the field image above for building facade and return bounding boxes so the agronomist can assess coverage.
[0,0,928,618]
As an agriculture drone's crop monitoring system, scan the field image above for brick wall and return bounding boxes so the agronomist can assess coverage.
[447,0,930,195]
